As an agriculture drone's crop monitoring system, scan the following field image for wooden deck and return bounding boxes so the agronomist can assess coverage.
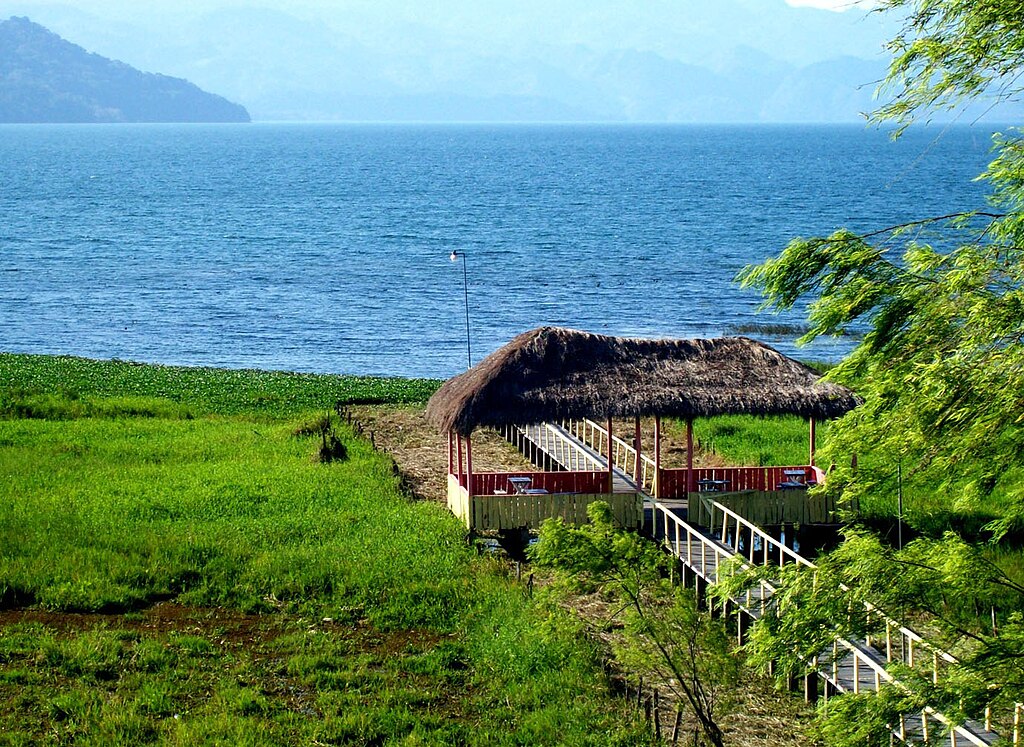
[447,475,642,532]
[559,418,847,523]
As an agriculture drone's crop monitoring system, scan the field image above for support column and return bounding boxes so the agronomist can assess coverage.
[809,417,817,467]
[682,563,693,589]
[465,434,474,496]
[736,610,750,646]
[456,433,465,488]
[606,416,615,493]
[654,416,662,500]
[447,431,454,475]
[634,416,642,482]
[804,671,819,704]
[695,575,707,609]
[686,418,694,494]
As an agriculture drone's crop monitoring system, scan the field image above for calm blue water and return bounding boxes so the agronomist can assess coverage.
[0,123,999,379]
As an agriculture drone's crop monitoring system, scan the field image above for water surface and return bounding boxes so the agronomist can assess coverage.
[0,123,998,378]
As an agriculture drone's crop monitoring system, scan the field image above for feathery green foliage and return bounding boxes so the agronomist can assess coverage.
[736,1,1024,742]
[874,0,1024,129]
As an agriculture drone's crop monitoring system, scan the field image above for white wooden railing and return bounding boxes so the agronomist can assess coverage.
[513,418,1017,744]
[666,496,1013,746]
[518,422,605,472]
[561,418,657,493]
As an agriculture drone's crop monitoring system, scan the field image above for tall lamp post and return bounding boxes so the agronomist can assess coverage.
[450,250,472,369]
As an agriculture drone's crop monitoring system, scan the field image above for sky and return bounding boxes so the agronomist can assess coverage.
[785,0,877,9]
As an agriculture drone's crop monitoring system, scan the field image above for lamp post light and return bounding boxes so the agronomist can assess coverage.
[449,250,472,369]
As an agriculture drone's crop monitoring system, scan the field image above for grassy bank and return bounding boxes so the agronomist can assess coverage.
[684,414,819,469]
[0,354,649,745]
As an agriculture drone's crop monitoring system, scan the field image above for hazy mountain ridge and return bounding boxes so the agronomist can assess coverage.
[0,16,250,123]
[2,1,1013,123]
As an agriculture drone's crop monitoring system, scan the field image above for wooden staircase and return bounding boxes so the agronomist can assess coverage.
[509,420,1016,746]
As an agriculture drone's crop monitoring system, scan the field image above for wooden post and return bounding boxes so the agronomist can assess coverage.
[654,416,662,500]
[653,689,661,739]
[695,575,707,609]
[804,671,819,704]
[809,417,817,466]
[686,418,694,494]
[737,610,749,646]
[607,416,615,494]
[456,433,464,487]
[466,434,474,497]
[634,416,642,481]
[447,431,454,475]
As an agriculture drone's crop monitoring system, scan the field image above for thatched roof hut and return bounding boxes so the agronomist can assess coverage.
[427,326,860,435]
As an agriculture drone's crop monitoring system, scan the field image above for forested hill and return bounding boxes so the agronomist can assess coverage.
[0,17,250,123]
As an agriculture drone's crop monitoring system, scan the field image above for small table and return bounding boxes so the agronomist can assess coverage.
[698,479,730,492]
[507,477,533,495]
[778,469,807,490]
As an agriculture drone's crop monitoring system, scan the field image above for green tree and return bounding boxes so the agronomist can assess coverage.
[530,502,739,747]
[735,2,1024,532]
[733,0,1024,740]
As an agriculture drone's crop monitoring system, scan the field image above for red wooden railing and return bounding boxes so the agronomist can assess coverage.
[658,465,825,498]
[455,471,611,496]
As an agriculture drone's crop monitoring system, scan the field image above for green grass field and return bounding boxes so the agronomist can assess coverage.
[685,414,819,469]
[0,354,650,746]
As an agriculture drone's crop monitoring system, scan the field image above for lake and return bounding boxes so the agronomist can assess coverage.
[0,123,999,378]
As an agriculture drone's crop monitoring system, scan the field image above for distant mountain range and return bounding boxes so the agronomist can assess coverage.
[0,0,909,123]
[0,17,249,123]
[1,2,1019,124]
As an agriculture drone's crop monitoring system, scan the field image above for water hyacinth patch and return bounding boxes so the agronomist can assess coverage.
[0,353,440,417]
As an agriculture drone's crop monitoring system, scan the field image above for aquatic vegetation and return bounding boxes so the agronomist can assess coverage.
[0,353,440,416]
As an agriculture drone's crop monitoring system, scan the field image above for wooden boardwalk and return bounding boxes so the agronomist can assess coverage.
[511,422,637,494]
[512,421,1013,747]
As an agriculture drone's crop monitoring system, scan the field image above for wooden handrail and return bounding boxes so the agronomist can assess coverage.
[564,420,967,678]
[653,499,1000,746]
[700,495,961,669]
[564,419,657,492]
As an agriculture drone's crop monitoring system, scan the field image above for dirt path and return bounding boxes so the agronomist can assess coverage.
[345,404,536,503]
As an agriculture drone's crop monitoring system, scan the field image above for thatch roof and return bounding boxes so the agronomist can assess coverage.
[426,326,860,435]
